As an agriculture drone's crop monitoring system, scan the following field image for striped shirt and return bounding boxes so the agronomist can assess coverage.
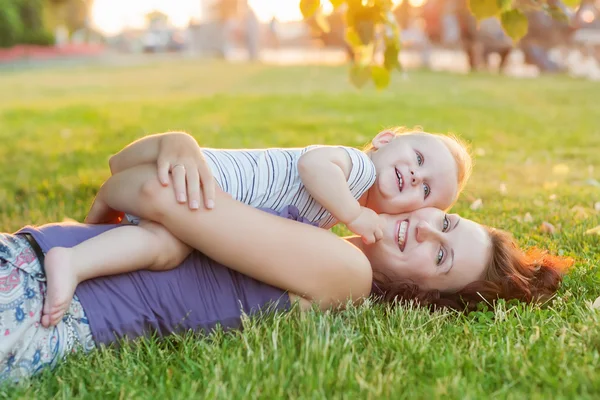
[204,145,376,229]
[128,146,376,229]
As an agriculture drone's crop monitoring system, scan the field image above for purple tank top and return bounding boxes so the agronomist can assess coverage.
[16,207,310,345]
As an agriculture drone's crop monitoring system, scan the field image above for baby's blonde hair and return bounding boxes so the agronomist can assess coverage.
[364,126,473,209]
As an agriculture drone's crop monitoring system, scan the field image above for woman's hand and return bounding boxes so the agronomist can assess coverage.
[156,133,216,210]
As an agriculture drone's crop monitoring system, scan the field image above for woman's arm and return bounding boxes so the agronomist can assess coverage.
[109,132,216,209]
[88,165,373,309]
[108,133,164,174]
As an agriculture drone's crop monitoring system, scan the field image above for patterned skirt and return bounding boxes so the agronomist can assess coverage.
[0,233,95,383]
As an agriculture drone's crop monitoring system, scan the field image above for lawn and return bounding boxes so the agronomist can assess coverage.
[1,57,600,399]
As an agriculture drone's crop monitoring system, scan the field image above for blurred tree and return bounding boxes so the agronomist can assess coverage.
[44,0,93,37]
[301,0,582,88]
[0,0,23,48]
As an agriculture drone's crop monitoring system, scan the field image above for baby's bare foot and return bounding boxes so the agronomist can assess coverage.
[42,247,78,328]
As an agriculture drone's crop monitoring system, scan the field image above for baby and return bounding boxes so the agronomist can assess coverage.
[41,128,472,326]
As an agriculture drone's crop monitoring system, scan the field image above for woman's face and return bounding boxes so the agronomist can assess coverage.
[363,208,491,292]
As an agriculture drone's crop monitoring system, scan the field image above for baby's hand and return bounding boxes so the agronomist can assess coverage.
[346,207,383,245]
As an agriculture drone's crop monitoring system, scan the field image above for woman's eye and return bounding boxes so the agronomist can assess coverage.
[442,215,450,232]
[437,248,445,265]
[416,151,424,166]
[423,183,430,199]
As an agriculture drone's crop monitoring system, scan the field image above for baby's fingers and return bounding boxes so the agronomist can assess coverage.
[361,233,376,245]
[374,227,383,242]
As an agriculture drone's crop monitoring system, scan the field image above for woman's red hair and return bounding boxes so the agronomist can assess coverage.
[375,227,574,312]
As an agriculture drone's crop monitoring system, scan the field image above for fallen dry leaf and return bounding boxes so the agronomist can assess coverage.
[543,181,558,190]
[552,164,570,176]
[499,183,507,195]
[470,198,483,211]
[595,202,600,212]
[586,179,600,187]
[524,213,534,223]
[539,222,556,234]
[571,205,590,219]
[593,296,600,310]
[585,226,600,235]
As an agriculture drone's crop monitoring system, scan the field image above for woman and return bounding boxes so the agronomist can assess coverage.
[0,138,571,383]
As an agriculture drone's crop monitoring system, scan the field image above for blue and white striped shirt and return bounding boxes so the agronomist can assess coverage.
[203,145,376,229]
[127,146,376,229]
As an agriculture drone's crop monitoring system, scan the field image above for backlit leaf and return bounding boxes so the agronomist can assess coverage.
[501,9,529,42]
[383,41,401,70]
[355,20,375,45]
[314,9,331,33]
[350,65,371,88]
[371,66,391,89]
[300,0,320,19]
[345,28,363,48]
[468,0,500,20]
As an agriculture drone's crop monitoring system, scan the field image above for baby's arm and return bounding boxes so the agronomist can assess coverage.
[298,147,382,243]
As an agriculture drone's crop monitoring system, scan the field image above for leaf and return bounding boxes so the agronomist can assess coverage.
[371,66,391,89]
[539,222,556,234]
[546,4,570,24]
[468,0,500,20]
[499,183,507,195]
[470,198,483,210]
[585,225,600,235]
[300,0,321,19]
[383,41,401,71]
[345,28,363,48]
[552,163,570,176]
[501,9,529,42]
[355,20,375,45]
[497,0,512,12]
[592,296,600,310]
[350,65,371,88]
[571,205,589,219]
[314,9,330,33]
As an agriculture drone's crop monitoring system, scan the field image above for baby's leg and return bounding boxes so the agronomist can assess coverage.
[43,221,191,327]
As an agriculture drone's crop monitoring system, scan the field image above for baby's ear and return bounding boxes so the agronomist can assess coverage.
[371,131,395,150]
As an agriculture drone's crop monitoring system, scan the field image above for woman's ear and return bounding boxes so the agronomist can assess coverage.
[371,131,395,150]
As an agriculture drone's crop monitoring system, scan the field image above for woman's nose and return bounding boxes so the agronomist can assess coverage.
[415,221,439,243]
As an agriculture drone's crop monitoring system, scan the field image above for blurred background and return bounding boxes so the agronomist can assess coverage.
[0,0,599,79]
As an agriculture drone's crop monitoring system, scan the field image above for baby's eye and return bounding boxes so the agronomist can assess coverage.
[442,215,450,232]
[415,151,424,166]
[423,183,430,199]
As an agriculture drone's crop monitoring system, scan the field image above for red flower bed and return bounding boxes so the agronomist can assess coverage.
[0,44,105,62]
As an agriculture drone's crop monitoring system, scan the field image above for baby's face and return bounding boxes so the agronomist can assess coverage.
[366,132,459,214]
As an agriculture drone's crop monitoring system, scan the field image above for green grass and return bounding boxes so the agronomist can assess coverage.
[1,58,600,398]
